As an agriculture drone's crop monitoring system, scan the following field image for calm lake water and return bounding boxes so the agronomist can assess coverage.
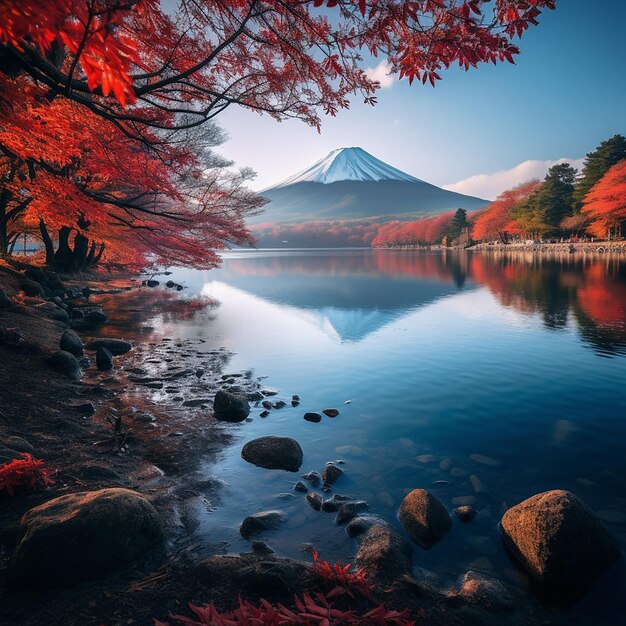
[161,249,626,624]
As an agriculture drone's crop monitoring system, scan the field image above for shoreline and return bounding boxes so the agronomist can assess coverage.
[0,258,614,625]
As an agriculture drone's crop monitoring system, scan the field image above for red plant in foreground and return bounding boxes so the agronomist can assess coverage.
[311,551,372,600]
[156,591,414,625]
[0,453,52,496]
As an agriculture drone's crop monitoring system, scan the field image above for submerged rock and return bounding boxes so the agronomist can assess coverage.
[294,481,308,493]
[213,390,250,422]
[321,494,351,512]
[399,489,452,549]
[457,571,516,610]
[46,350,82,380]
[302,471,322,486]
[9,488,163,586]
[336,501,369,524]
[241,436,303,472]
[500,489,621,594]
[240,511,284,539]
[86,338,132,355]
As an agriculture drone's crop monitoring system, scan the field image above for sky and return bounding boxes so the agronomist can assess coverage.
[213,0,626,199]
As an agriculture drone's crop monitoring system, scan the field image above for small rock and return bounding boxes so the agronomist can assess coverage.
[195,369,204,378]
[322,464,343,485]
[46,351,82,380]
[272,400,286,409]
[346,516,379,538]
[292,395,300,402]
[291,400,300,407]
[70,402,96,416]
[455,506,477,523]
[321,494,351,512]
[452,496,477,506]
[295,481,308,493]
[241,436,303,472]
[86,339,132,355]
[259,410,270,418]
[322,408,339,417]
[398,489,452,549]
[303,412,321,423]
[240,511,284,539]
[306,493,322,511]
[261,400,273,410]
[302,471,322,486]
[457,571,516,610]
[95,347,113,371]
[145,280,159,288]
[213,390,250,422]
[60,330,84,357]
[416,454,436,463]
[470,474,488,494]
[84,310,108,326]
[336,501,369,524]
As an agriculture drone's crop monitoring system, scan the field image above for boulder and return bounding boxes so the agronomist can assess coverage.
[86,338,132,355]
[84,310,108,326]
[398,489,452,549]
[0,288,12,309]
[213,390,250,423]
[8,488,164,586]
[46,350,82,380]
[48,306,70,323]
[96,346,114,371]
[60,329,84,357]
[242,436,303,472]
[240,511,284,539]
[355,523,413,582]
[500,490,621,593]
[19,279,44,297]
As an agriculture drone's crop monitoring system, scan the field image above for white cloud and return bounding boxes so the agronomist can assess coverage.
[443,157,586,200]
[364,60,395,89]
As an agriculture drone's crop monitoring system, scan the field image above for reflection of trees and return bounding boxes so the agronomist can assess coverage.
[471,253,626,356]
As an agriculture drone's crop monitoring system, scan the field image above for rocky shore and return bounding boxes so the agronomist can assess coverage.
[0,259,621,625]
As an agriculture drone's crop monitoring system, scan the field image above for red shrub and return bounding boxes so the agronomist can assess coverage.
[0,453,52,496]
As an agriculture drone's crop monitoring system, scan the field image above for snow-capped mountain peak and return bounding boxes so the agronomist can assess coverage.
[269,147,423,188]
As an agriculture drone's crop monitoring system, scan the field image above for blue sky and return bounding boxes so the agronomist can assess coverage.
[216,0,625,198]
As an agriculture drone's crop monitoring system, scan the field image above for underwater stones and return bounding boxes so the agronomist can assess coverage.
[241,436,303,472]
[500,490,620,594]
[470,453,501,466]
[336,501,369,524]
[399,489,452,549]
[302,471,322,486]
[355,523,414,582]
[213,390,250,422]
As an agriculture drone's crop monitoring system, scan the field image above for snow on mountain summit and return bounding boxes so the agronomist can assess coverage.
[270,147,423,187]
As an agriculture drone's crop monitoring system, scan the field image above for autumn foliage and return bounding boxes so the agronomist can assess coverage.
[0,453,52,496]
[0,0,556,270]
[372,212,456,246]
[581,161,626,240]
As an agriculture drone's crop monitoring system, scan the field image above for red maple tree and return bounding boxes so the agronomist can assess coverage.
[581,160,626,240]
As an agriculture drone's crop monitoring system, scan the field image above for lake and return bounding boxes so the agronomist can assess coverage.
[161,248,626,624]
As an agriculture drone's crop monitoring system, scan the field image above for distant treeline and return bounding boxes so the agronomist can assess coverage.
[375,134,626,247]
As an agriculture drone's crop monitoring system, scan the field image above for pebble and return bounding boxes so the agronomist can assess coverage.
[451,495,477,506]
[306,493,322,511]
[322,408,339,417]
[295,481,308,493]
[302,471,322,486]
[322,464,343,485]
[469,474,488,494]
[450,467,466,477]
[416,454,436,463]
[259,410,270,418]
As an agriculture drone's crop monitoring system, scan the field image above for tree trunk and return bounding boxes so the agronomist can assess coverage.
[93,242,105,266]
[73,232,89,270]
[39,219,56,266]
[55,226,75,271]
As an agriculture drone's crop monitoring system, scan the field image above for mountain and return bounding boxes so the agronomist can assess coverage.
[251,147,488,231]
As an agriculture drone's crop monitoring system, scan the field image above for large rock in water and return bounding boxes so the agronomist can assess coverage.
[96,346,113,371]
[213,390,250,422]
[86,338,132,355]
[46,350,82,380]
[9,488,164,586]
[240,511,284,539]
[60,329,84,357]
[500,490,621,594]
[398,489,452,549]
[242,436,303,472]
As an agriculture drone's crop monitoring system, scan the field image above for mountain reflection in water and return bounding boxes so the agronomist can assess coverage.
[200,249,626,356]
